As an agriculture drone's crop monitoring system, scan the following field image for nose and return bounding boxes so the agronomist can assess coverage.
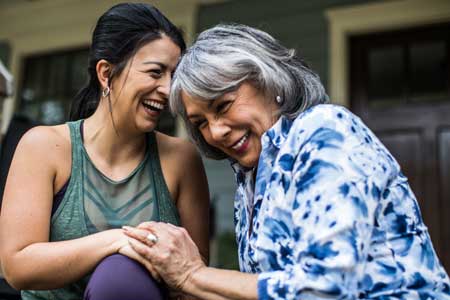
[209,119,231,143]
[157,74,171,97]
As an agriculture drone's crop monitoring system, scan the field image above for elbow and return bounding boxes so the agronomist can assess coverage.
[4,273,37,291]
[3,270,25,291]
[3,269,24,291]
[4,277,25,291]
[2,259,33,290]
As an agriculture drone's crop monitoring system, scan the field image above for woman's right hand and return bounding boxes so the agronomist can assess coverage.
[114,228,162,282]
[123,222,206,292]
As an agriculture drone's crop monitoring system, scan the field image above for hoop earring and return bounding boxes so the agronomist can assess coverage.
[276,95,282,104]
[102,86,110,98]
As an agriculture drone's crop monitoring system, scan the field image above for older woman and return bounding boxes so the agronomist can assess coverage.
[0,4,209,300]
[124,24,450,299]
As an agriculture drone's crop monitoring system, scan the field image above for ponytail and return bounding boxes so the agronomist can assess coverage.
[69,76,100,121]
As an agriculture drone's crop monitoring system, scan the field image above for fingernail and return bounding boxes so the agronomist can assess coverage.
[122,226,131,231]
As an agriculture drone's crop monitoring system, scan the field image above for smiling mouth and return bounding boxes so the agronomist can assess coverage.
[231,132,249,150]
[142,100,164,112]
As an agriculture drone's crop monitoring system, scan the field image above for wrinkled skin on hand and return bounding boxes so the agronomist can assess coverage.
[123,222,206,292]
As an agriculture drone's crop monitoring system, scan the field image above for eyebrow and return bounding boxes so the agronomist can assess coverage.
[142,61,167,69]
[208,99,215,109]
[187,99,216,120]
[187,113,200,120]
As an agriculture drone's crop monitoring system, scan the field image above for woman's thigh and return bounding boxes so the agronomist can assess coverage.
[84,254,166,300]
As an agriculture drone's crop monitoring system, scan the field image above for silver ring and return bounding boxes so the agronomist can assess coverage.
[146,232,158,244]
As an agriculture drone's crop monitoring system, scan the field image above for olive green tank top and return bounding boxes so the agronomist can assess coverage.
[22,120,180,300]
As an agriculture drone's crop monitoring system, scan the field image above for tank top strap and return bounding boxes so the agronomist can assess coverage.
[51,120,86,224]
[66,120,83,159]
[67,119,84,179]
[147,132,180,226]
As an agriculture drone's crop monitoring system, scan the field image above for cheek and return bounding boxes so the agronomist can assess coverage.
[234,111,261,130]
[129,74,155,91]
[199,129,213,145]
[250,134,262,150]
[136,80,155,93]
[200,129,225,151]
[141,75,157,86]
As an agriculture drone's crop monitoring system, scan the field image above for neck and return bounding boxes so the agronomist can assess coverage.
[82,101,147,166]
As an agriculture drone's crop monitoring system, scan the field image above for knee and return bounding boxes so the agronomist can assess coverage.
[84,254,165,300]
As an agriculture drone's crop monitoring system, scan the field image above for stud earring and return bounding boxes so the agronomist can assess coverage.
[102,86,110,98]
[276,95,282,104]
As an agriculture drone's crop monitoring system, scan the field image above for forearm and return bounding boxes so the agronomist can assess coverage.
[3,229,121,290]
[184,267,258,300]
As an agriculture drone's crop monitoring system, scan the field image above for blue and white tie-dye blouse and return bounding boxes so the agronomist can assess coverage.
[231,104,450,299]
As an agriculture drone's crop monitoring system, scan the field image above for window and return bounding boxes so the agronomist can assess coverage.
[20,48,89,124]
[351,22,450,109]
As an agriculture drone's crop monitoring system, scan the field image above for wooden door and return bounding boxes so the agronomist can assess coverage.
[350,22,450,271]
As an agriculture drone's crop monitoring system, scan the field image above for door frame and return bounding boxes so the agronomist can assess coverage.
[325,0,450,107]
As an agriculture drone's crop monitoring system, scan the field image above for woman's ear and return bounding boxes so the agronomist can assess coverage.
[96,59,111,89]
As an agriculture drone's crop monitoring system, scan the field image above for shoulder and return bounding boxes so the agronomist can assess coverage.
[285,104,370,148]
[17,124,69,151]
[154,132,206,196]
[16,124,71,160]
[11,124,71,175]
[294,104,359,131]
[154,132,203,169]
[155,132,198,158]
[285,104,399,183]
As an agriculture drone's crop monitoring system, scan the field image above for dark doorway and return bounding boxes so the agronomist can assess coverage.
[350,22,450,271]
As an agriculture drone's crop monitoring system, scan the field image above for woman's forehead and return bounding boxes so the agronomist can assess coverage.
[181,91,217,117]
[134,36,181,68]
[181,90,209,102]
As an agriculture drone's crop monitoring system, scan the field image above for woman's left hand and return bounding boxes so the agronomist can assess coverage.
[123,222,206,292]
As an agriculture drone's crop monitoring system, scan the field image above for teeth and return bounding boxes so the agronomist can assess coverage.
[232,133,248,150]
[143,100,164,110]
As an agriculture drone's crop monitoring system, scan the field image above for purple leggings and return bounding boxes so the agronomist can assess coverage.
[84,254,166,300]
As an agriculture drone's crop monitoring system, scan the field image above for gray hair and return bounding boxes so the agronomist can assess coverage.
[170,23,329,160]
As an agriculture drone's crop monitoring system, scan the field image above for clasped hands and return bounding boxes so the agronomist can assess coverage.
[120,222,206,295]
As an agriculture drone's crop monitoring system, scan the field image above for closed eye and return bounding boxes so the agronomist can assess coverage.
[192,119,207,130]
[216,101,232,114]
[147,68,163,79]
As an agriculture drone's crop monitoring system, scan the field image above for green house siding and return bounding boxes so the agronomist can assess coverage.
[203,158,236,233]
[197,0,379,91]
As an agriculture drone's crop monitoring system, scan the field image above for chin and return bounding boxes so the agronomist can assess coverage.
[235,149,260,168]
[138,122,157,133]
[237,157,258,168]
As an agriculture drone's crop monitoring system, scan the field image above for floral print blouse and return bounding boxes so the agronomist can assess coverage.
[231,104,450,299]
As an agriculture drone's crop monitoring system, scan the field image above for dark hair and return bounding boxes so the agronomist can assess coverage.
[69,3,185,120]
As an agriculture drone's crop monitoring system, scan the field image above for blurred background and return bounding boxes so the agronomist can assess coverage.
[0,0,449,298]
